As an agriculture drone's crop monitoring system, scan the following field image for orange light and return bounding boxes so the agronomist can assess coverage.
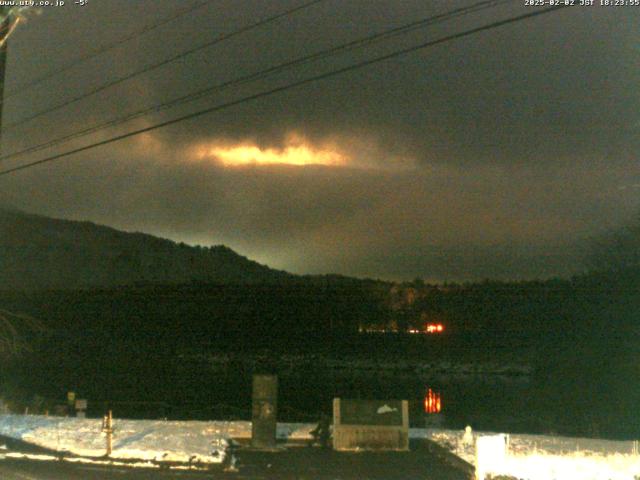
[191,133,346,167]
[424,388,442,414]
[425,324,444,334]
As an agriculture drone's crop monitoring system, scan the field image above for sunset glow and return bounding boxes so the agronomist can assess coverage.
[193,135,346,167]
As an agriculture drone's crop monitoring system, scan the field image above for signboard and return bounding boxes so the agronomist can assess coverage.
[75,399,88,410]
[333,398,409,451]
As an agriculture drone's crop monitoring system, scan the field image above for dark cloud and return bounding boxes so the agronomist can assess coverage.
[0,0,638,280]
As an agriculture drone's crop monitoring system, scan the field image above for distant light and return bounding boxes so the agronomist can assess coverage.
[425,323,444,334]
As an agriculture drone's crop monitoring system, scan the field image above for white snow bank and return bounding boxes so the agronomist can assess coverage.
[498,451,640,480]
[419,427,640,480]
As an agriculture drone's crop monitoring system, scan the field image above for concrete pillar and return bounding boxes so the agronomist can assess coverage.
[251,374,278,449]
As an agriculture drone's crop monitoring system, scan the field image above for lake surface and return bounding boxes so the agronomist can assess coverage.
[99,361,627,440]
[12,330,635,440]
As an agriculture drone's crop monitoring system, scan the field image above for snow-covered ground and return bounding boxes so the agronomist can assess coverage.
[0,414,316,465]
[421,427,640,480]
[0,415,229,464]
[1,414,639,479]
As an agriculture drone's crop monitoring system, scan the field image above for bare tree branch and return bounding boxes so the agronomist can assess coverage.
[0,308,45,358]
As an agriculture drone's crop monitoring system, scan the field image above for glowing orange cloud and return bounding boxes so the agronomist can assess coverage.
[191,134,347,167]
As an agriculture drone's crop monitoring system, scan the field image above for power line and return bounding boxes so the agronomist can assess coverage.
[0,5,569,178]
[0,0,216,105]
[2,0,326,131]
[0,0,512,164]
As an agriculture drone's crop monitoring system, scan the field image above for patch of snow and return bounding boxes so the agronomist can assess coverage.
[5,453,58,462]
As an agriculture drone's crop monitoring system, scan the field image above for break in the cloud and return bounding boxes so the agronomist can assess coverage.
[190,132,347,167]
[0,0,638,280]
[188,131,416,170]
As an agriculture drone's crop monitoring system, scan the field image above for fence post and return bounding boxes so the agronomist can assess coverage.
[102,410,113,456]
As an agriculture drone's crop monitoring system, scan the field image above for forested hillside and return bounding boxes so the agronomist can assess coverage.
[0,208,292,289]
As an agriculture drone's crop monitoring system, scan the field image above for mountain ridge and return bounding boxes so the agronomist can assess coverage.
[0,208,294,289]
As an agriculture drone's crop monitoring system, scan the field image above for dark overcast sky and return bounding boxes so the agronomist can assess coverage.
[0,0,638,281]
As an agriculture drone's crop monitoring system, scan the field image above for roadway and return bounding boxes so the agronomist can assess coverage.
[0,440,471,479]
[0,458,223,479]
